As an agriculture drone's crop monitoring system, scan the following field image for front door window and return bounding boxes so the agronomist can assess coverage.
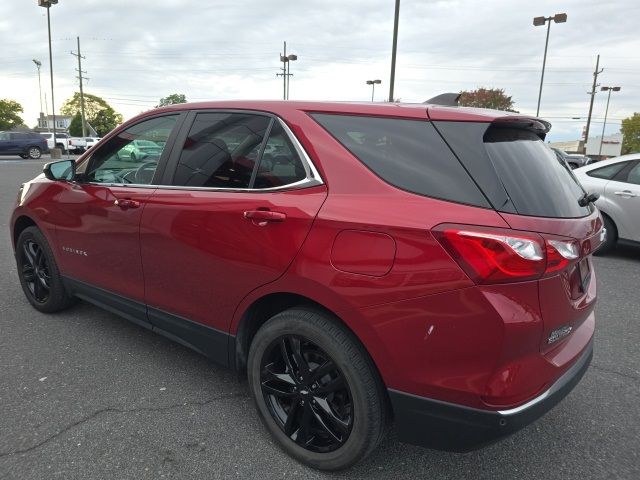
[83,115,178,185]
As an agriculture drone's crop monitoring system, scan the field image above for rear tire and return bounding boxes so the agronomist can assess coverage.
[247,308,387,471]
[595,215,617,255]
[16,226,76,313]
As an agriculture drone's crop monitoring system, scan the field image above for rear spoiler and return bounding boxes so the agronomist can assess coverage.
[424,92,551,139]
[490,117,551,140]
[423,93,460,107]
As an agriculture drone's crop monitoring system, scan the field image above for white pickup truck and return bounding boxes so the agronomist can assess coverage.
[39,133,87,153]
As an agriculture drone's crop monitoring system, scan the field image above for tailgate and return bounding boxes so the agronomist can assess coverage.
[501,210,603,353]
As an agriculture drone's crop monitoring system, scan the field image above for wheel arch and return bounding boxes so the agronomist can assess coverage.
[12,215,38,249]
[231,290,395,400]
[600,209,618,240]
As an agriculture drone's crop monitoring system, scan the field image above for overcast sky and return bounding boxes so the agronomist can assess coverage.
[2,0,638,142]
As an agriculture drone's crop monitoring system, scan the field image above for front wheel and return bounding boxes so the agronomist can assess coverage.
[248,308,387,471]
[28,146,42,159]
[16,226,76,313]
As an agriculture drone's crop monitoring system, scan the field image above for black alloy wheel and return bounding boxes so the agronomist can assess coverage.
[260,335,353,453]
[16,226,76,313]
[248,308,387,470]
[21,239,51,303]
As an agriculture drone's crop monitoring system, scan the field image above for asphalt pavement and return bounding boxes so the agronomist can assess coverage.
[0,156,638,479]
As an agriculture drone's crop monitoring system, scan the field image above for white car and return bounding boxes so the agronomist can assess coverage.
[574,153,640,253]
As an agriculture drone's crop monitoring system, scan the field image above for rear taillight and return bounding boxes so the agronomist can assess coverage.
[545,239,579,274]
[433,225,580,284]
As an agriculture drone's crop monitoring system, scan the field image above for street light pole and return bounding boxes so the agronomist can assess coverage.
[533,13,567,117]
[599,86,621,156]
[32,59,43,115]
[39,0,59,152]
[286,53,297,100]
[366,79,382,101]
[388,0,400,102]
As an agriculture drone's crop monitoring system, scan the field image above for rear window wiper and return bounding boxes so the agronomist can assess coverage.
[578,192,599,207]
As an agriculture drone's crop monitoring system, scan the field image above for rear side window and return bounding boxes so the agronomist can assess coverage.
[173,113,271,189]
[621,162,640,185]
[311,114,489,207]
[484,127,590,218]
[587,162,627,180]
[253,121,307,189]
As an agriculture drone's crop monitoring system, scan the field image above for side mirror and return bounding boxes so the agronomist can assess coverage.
[43,159,76,181]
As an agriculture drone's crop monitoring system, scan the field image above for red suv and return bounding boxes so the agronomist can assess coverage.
[10,101,600,470]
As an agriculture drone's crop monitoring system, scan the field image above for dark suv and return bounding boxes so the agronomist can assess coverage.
[0,131,49,159]
[10,101,601,470]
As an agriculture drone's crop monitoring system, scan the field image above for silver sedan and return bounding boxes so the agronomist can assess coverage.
[574,153,640,254]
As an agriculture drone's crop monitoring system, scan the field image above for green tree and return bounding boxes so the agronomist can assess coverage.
[68,112,83,137]
[156,93,187,107]
[60,92,123,136]
[0,99,25,130]
[61,92,114,120]
[91,106,123,136]
[621,113,640,154]
[459,88,518,112]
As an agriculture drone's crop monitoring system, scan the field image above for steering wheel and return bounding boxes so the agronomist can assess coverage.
[133,161,157,184]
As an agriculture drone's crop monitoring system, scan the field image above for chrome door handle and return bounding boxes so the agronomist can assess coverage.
[114,198,141,209]
[614,191,638,197]
[243,210,287,226]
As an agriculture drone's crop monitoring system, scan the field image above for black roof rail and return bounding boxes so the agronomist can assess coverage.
[423,93,460,107]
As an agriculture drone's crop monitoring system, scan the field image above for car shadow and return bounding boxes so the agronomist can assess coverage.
[601,243,640,261]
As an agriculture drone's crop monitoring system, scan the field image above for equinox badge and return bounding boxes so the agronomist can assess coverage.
[548,325,572,344]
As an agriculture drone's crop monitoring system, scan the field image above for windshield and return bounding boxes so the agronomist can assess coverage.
[484,127,591,218]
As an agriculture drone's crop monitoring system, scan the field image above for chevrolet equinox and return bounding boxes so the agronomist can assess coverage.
[11,101,601,470]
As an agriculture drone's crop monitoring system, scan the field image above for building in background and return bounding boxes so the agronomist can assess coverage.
[34,113,72,133]
[33,113,98,136]
[549,139,582,154]
[585,133,622,158]
[550,133,623,159]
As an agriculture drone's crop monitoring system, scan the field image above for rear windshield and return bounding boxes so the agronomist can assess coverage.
[311,113,489,207]
[484,127,591,218]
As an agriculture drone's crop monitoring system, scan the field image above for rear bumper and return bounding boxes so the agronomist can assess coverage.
[389,337,593,452]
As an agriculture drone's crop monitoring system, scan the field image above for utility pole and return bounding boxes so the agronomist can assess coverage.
[388,0,400,102]
[276,42,297,100]
[583,54,603,154]
[71,36,88,138]
[278,41,287,100]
